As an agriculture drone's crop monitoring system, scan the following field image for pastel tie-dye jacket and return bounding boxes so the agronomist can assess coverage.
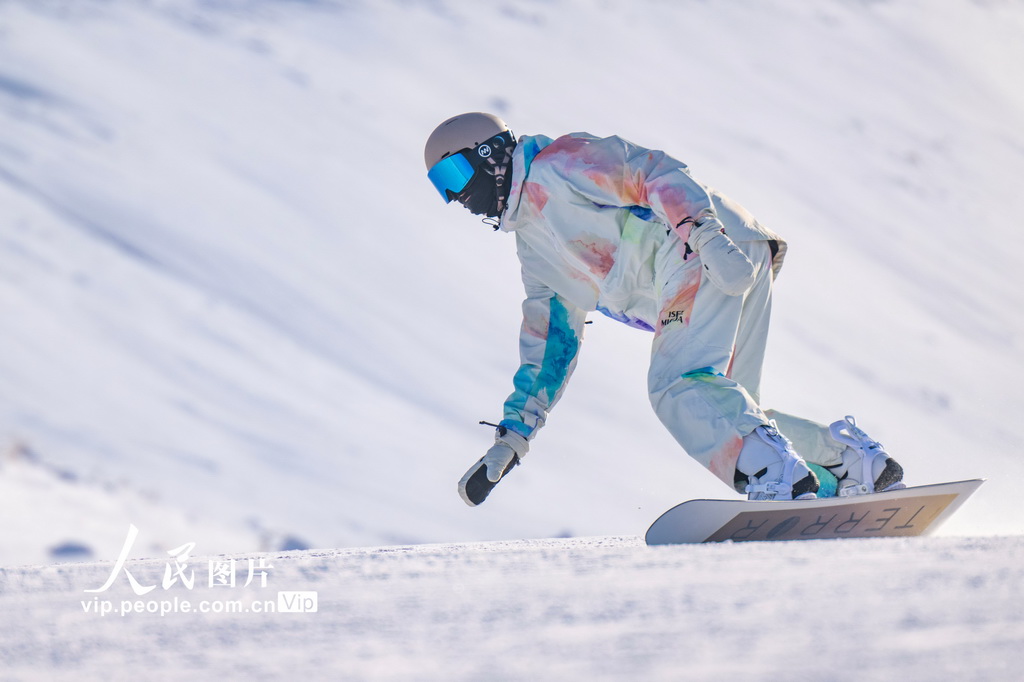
[496,133,785,440]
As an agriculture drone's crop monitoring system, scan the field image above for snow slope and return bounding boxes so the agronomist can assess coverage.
[1,0,1023,564]
[2,534,1023,680]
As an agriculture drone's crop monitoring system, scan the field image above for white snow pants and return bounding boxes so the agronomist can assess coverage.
[647,238,845,491]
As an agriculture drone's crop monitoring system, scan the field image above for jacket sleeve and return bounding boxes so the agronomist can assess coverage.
[536,133,716,245]
[499,268,588,440]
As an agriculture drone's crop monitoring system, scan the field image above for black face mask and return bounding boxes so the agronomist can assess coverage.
[457,168,501,217]
[455,139,515,218]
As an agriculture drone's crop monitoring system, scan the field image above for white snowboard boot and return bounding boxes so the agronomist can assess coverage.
[827,416,906,496]
[736,423,820,501]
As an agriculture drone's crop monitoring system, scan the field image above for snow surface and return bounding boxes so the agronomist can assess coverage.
[2,534,1023,680]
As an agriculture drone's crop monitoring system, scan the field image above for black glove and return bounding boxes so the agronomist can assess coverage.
[458,428,529,506]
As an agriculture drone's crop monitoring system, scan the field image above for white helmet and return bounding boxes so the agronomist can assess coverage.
[425,112,515,203]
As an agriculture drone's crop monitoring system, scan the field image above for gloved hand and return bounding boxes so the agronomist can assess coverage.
[458,428,529,506]
[685,209,756,296]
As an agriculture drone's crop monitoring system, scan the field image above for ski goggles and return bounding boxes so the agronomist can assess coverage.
[428,153,476,202]
[427,131,515,202]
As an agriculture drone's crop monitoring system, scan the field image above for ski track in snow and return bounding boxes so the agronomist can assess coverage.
[2,535,1022,681]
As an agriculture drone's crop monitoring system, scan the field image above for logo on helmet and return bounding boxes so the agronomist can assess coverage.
[477,144,492,158]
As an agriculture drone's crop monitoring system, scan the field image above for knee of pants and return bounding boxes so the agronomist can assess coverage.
[648,340,734,400]
[648,370,768,442]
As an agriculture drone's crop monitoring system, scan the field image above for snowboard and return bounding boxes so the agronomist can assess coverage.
[645,478,984,545]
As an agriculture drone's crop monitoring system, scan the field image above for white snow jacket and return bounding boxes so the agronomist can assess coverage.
[496,132,785,440]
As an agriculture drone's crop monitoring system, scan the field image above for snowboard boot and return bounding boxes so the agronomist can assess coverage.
[827,416,906,496]
[735,423,820,501]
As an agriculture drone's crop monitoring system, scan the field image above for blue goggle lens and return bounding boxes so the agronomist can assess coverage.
[427,153,476,202]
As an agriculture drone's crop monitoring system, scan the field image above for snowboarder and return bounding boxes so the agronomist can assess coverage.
[424,112,905,507]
